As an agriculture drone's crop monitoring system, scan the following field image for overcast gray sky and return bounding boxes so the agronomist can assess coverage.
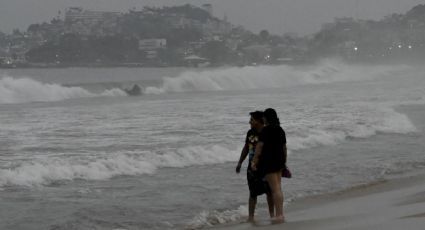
[1,0,424,35]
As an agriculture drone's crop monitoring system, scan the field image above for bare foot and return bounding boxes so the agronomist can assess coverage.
[271,216,285,224]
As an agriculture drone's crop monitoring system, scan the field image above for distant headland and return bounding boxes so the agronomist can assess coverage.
[2,4,425,68]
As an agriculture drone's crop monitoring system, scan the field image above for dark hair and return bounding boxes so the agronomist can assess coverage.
[263,108,280,125]
[249,111,264,124]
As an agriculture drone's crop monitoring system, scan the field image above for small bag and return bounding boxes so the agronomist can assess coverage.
[282,166,292,178]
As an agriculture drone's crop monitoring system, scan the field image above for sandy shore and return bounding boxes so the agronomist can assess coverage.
[286,174,425,230]
[213,104,425,230]
[214,173,425,230]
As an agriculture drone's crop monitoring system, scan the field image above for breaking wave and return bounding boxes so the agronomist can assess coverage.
[288,105,417,151]
[145,60,406,94]
[0,104,418,188]
[0,144,238,187]
[0,76,127,104]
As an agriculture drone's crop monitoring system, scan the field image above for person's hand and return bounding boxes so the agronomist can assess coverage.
[251,160,257,171]
[236,163,242,173]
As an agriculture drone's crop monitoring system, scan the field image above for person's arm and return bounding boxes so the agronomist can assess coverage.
[282,129,287,167]
[236,144,248,173]
[250,141,264,171]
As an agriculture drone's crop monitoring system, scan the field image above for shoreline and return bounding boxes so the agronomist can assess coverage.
[0,62,306,70]
[2,58,424,70]
[213,173,425,230]
[212,103,425,230]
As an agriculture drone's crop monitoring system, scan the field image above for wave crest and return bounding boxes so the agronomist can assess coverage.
[145,60,405,94]
[0,144,238,187]
[0,76,126,104]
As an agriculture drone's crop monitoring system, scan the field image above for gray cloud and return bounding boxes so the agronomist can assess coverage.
[1,0,424,35]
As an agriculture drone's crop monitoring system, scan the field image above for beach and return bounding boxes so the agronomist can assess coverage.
[216,174,425,230]
[216,104,425,230]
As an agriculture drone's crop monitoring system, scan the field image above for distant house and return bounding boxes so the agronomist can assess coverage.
[165,15,187,29]
[138,39,167,59]
[183,54,209,67]
[0,49,17,67]
[8,45,28,63]
[0,49,8,65]
[138,39,167,50]
[64,7,121,36]
[0,48,7,58]
[242,44,272,63]
[65,7,120,24]
[203,19,232,38]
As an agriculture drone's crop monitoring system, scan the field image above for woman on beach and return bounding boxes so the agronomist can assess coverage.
[251,108,287,223]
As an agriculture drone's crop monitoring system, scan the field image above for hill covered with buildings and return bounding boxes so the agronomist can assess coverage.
[310,4,425,63]
[0,4,307,67]
[1,3,425,68]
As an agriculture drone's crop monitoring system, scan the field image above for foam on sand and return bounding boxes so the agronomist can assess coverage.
[186,206,248,229]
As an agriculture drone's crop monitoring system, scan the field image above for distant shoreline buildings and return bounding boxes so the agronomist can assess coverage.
[64,7,121,37]
[2,4,425,68]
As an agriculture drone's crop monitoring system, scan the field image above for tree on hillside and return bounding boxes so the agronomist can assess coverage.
[200,41,229,64]
[163,4,211,22]
[0,31,7,47]
[404,4,425,22]
[26,41,59,62]
[87,35,138,62]
[259,30,270,44]
[27,24,41,34]
[58,33,84,62]
[166,28,202,48]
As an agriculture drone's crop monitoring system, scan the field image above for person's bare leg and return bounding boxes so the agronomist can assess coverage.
[276,172,283,220]
[266,193,275,218]
[265,171,284,223]
[248,196,257,222]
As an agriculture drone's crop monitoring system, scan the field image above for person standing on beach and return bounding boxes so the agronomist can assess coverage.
[251,108,287,223]
[236,111,274,222]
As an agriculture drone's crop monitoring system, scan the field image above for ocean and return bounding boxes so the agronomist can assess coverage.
[1,60,425,229]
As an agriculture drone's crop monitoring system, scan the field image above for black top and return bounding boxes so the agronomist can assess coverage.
[258,125,286,175]
[245,128,270,196]
[245,129,260,163]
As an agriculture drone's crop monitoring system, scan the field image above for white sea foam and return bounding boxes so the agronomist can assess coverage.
[0,144,238,187]
[0,61,421,188]
[0,106,417,187]
[0,155,156,187]
[185,205,248,229]
[0,76,126,104]
[145,60,405,94]
[287,105,416,151]
[100,88,128,97]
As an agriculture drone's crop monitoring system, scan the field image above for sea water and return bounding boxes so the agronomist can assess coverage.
[1,60,425,229]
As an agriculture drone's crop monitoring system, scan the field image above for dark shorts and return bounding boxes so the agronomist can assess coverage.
[247,166,270,197]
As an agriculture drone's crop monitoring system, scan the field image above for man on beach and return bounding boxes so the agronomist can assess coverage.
[236,111,274,222]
